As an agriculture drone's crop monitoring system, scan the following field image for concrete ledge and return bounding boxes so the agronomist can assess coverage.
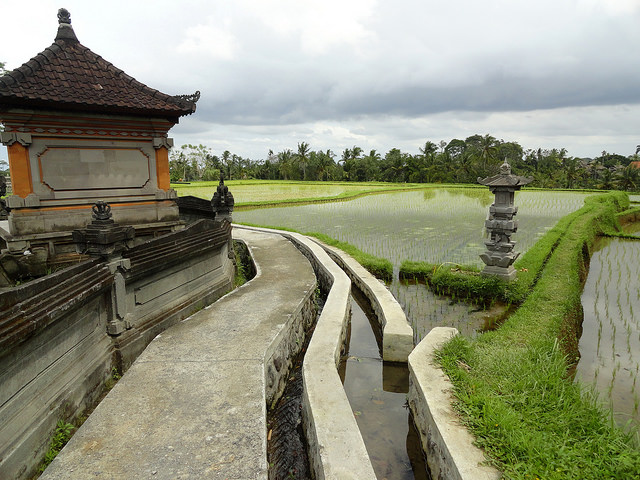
[317,241,414,362]
[408,327,501,480]
[236,226,376,480]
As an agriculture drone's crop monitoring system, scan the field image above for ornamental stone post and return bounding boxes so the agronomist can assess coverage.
[72,201,135,259]
[211,173,235,223]
[478,161,532,281]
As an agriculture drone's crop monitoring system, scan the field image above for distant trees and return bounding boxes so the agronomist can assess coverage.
[167,137,640,192]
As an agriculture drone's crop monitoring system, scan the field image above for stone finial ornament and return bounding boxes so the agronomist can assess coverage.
[73,201,135,258]
[57,8,71,24]
[478,161,533,281]
[92,200,112,222]
[55,8,78,42]
[211,173,234,220]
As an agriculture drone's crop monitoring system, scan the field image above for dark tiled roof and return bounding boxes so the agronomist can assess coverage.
[0,15,198,120]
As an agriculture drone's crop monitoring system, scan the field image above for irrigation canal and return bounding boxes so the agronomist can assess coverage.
[340,287,430,480]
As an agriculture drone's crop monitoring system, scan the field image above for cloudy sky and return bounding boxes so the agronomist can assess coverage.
[2,0,640,162]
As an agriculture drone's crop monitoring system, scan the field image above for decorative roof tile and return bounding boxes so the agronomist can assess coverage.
[0,8,199,120]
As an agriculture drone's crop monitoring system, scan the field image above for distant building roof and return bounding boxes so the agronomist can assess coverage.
[0,8,199,121]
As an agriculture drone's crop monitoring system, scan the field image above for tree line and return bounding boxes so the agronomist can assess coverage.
[169,134,640,191]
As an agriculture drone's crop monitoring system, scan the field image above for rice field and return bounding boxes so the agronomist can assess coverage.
[576,236,640,430]
[172,181,414,204]
[233,187,591,340]
[234,188,590,268]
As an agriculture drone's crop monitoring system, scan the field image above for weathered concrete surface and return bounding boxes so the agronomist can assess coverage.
[408,327,501,480]
[235,226,377,480]
[318,241,414,362]
[40,228,316,480]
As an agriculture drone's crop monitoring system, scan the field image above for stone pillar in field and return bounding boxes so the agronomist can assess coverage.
[478,161,532,281]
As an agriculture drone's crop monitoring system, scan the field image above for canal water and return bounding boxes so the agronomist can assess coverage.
[339,287,430,480]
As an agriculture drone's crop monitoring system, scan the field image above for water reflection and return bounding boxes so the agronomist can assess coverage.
[340,288,430,480]
[576,233,640,431]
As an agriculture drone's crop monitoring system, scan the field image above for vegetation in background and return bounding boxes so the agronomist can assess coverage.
[435,192,640,479]
[168,136,640,193]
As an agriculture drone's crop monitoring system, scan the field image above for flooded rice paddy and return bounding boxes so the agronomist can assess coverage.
[576,234,640,431]
[235,188,590,338]
[234,188,589,268]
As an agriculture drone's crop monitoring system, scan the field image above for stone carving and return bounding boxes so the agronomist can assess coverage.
[57,8,71,24]
[478,161,533,281]
[211,173,234,219]
[73,201,135,258]
[172,91,201,106]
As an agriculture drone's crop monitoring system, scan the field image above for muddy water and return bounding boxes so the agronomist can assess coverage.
[340,288,430,480]
[576,233,640,430]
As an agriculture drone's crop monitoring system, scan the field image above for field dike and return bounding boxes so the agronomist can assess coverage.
[433,191,640,479]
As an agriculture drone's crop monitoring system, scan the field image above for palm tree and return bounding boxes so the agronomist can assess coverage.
[296,142,310,180]
[616,165,640,191]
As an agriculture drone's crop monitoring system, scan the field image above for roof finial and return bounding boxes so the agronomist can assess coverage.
[57,8,71,25]
[55,8,78,42]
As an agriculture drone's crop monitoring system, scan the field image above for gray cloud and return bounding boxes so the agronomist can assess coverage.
[2,0,640,159]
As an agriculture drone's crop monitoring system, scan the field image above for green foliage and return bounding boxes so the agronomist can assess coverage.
[38,420,75,472]
[170,135,640,191]
[434,191,640,479]
[234,250,248,287]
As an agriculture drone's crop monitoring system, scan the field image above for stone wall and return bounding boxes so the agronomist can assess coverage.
[0,220,234,480]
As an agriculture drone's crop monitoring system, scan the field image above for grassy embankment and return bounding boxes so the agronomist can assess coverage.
[429,192,640,479]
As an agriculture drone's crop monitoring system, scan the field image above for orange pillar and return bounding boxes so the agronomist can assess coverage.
[7,142,33,198]
[155,146,170,191]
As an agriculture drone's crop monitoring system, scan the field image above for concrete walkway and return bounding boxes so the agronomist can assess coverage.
[41,228,316,480]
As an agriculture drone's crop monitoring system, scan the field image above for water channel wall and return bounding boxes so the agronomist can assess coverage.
[236,226,377,480]
[0,219,234,480]
[408,327,501,480]
[316,241,414,362]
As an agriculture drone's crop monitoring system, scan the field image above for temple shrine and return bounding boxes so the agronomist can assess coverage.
[0,8,199,257]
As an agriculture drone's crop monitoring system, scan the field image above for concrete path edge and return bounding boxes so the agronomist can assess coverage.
[314,240,414,362]
[408,327,501,480]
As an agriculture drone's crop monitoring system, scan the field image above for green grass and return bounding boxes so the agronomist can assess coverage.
[435,191,640,479]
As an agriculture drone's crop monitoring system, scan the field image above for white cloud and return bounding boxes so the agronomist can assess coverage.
[241,0,377,55]
[176,19,238,60]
